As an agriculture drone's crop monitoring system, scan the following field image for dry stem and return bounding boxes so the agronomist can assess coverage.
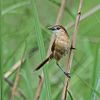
[4,59,25,80]
[10,60,22,100]
[10,46,26,100]
[67,4,100,29]
[4,78,25,99]
[4,46,37,80]
[4,59,25,99]
[34,75,44,100]
[56,0,67,25]
[62,0,83,100]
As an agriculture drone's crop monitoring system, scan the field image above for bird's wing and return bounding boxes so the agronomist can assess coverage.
[51,39,56,52]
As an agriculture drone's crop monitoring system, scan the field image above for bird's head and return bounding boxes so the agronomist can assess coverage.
[48,25,69,36]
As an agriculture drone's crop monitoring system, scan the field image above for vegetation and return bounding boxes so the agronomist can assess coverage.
[1,0,100,100]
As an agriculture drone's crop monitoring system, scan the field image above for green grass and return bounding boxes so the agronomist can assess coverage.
[2,0,100,100]
[90,45,100,100]
[0,1,3,99]
[30,0,52,100]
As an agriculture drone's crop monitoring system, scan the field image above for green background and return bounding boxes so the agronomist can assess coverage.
[1,0,100,100]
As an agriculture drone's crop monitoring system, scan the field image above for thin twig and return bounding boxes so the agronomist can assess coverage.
[4,48,37,99]
[56,0,67,25]
[35,0,67,99]
[10,61,22,100]
[62,0,83,100]
[4,46,38,80]
[49,0,75,20]
[35,75,44,100]
[4,46,37,99]
[4,59,25,80]
[10,45,26,100]
[67,4,100,29]
[80,4,100,21]
[4,59,26,99]
[4,78,26,99]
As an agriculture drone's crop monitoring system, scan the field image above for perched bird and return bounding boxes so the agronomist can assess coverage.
[33,25,72,78]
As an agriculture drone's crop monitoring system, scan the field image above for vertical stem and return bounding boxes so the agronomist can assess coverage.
[62,0,83,99]
[35,75,44,100]
[10,44,26,100]
[56,0,67,24]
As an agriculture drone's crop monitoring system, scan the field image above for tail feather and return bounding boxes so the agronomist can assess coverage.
[33,53,53,71]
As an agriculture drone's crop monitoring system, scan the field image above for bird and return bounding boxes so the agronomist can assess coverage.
[33,25,72,78]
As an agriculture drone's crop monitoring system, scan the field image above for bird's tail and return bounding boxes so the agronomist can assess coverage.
[33,53,53,71]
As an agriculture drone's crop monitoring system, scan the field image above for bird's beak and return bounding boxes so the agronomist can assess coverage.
[48,26,55,30]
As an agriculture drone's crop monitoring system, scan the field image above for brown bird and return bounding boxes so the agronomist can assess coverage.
[33,25,72,78]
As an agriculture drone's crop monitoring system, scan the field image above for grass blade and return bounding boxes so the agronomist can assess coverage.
[30,0,52,100]
[76,74,100,98]
[68,90,74,100]
[2,1,30,16]
[90,45,100,100]
[0,2,3,99]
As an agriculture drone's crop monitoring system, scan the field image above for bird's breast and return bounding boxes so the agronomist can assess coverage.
[53,34,70,61]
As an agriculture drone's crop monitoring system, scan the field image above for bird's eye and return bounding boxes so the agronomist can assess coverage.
[56,27,60,30]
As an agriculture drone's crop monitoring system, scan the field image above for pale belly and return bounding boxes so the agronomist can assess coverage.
[53,36,70,61]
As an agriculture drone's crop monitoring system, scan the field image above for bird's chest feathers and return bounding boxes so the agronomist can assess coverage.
[55,32,69,50]
[53,32,70,61]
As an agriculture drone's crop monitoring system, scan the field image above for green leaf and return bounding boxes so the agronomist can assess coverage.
[30,0,52,100]
[68,90,74,100]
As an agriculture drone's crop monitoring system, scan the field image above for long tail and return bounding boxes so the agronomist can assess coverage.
[33,53,53,71]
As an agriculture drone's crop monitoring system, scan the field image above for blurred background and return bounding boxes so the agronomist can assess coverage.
[2,0,100,100]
